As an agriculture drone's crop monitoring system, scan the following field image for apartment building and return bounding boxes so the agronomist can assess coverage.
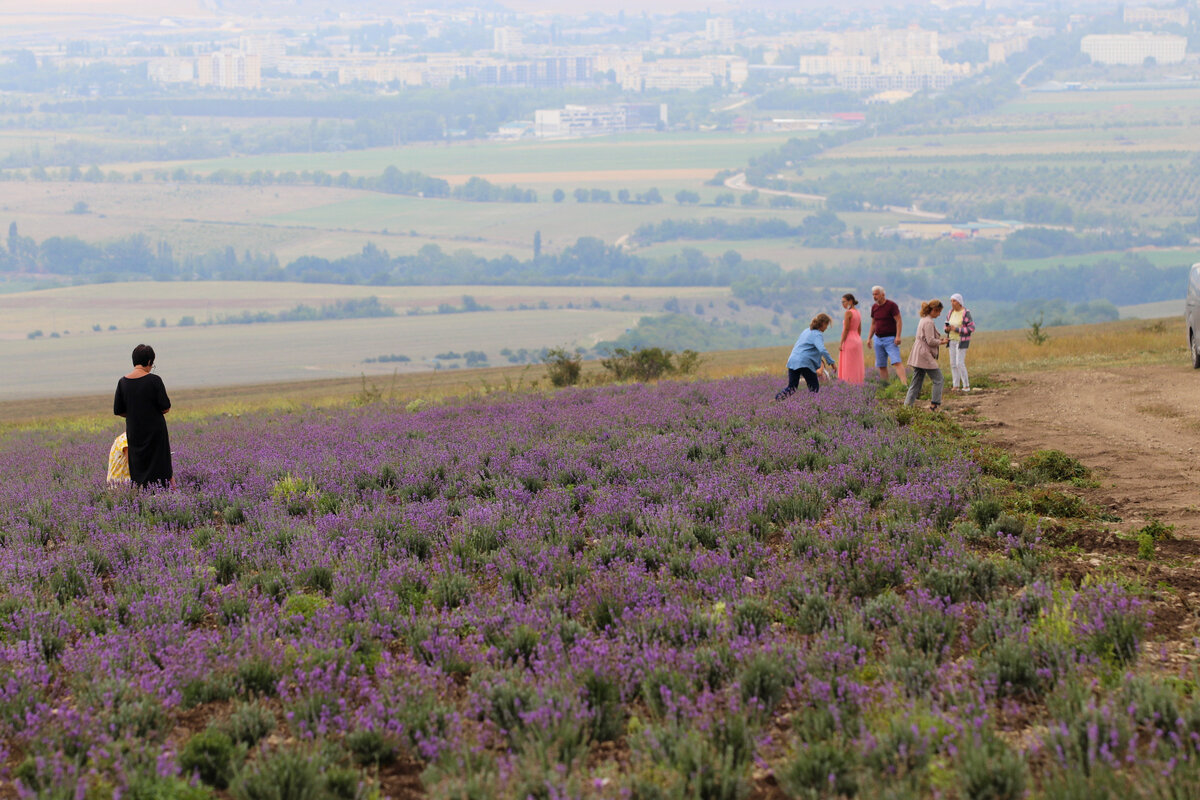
[797,55,872,75]
[493,27,523,54]
[197,51,262,89]
[239,35,286,70]
[534,103,667,137]
[338,62,424,86]
[147,58,195,84]
[836,28,939,61]
[1081,32,1188,65]
[705,18,734,43]
[620,56,748,91]
[1123,5,1190,27]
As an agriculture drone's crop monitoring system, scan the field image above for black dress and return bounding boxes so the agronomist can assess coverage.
[113,374,172,487]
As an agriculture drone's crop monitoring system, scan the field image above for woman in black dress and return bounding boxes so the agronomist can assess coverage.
[113,344,173,487]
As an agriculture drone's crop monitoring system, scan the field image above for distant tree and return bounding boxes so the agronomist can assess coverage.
[573,188,589,203]
[533,230,542,259]
[617,189,631,203]
[674,190,700,205]
[639,187,663,204]
[552,188,565,203]
[739,190,760,206]
[714,192,735,206]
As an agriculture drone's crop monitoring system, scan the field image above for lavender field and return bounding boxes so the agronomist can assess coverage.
[0,377,1193,799]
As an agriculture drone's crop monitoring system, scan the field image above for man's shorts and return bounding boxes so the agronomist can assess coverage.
[873,335,902,368]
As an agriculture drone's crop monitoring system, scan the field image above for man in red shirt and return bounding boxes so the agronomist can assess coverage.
[866,285,907,386]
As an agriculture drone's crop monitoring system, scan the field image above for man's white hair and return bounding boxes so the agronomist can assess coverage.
[871,285,884,294]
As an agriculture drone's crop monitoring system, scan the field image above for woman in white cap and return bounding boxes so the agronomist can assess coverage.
[945,293,975,392]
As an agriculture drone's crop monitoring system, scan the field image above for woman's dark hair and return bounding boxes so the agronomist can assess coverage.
[842,293,858,307]
[131,344,155,367]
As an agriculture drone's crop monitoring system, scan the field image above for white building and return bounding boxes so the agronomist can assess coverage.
[1124,5,1190,27]
[618,56,747,91]
[197,51,262,89]
[534,103,667,137]
[1081,33,1187,65]
[239,35,286,70]
[798,55,872,75]
[836,28,939,61]
[705,18,734,43]
[147,58,195,83]
[494,27,523,54]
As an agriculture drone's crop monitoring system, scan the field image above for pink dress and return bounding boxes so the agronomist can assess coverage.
[837,308,865,384]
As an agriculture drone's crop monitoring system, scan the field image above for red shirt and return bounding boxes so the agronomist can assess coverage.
[871,300,900,338]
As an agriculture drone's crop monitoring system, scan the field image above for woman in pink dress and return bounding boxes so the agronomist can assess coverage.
[837,293,865,384]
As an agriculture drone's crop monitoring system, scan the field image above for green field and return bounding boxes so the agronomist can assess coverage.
[990,85,1200,117]
[1003,248,1200,274]
[105,132,799,180]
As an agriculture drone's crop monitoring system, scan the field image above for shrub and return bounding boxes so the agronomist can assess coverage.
[1029,489,1088,518]
[178,727,238,789]
[779,740,860,799]
[222,504,246,525]
[280,593,329,621]
[213,552,242,585]
[733,598,773,635]
[583,671,626,742]
[739,653,793,714]
[985,513,1025,538]
[543,347,583,387]
[956,736,1027,800]
[224,701,276,746]
[785,589,835,635]
[634,711,755,800]
[969,497,1003,529]
[1024,450,1090,482]
[231,746,324,800]
[219,596,250,624]
[237,658,279,697]
[181,676,235,709]
[430,572,471,609]
[345,728,397,766]
[1137,531,1156,560]
[600,346,694,382]
[297,565,333,595]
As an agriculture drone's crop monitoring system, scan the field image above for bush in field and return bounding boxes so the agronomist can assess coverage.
[599,346,701,381]
[542,347,583,387]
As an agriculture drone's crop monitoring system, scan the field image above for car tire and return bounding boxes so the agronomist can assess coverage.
[1193,330,1200,369]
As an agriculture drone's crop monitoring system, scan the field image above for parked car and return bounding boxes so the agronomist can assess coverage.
[1189,263,1200,368]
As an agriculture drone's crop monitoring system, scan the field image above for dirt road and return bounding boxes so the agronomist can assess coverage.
[954,364,1200,538]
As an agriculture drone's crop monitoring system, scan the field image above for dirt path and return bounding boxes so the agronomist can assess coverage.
[952,364,1200,539]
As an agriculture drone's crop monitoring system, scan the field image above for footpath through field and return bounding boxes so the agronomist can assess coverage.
[953,364,1200,539]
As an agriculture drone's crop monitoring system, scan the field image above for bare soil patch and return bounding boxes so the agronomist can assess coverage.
[953,365,1200,539]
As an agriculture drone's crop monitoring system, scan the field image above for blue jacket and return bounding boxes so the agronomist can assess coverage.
[787,328,836,372]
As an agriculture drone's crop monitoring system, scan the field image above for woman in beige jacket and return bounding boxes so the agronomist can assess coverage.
[904,299,950,410]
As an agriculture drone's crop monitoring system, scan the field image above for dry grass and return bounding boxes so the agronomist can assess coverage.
[0,317,1188,431]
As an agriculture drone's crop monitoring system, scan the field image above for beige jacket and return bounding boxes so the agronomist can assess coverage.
[907,316,942,370]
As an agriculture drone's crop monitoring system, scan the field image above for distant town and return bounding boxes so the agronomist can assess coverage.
[4,2,1197,140]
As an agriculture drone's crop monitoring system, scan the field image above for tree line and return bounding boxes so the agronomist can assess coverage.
[4,224,1188,318]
